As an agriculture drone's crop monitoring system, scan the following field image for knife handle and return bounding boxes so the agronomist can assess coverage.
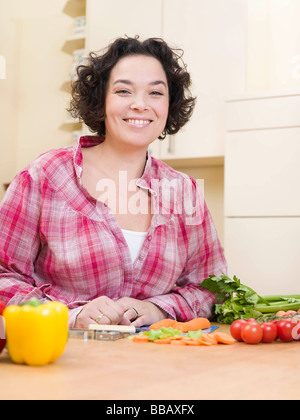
[88,324,136,333]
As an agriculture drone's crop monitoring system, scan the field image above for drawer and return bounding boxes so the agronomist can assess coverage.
[224,217,300,295]
[225,127,300,216]
[226,93,300,131]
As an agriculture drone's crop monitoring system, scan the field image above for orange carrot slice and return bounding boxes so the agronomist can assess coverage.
[149,319,177,329]
[183,317,211,332]
[170,340,186,346]
[198,334,217,346]
[153,338,172,344]
[213,332,235,345]
[171,322,186,331]
[132,335,149,343]
[181,337,202,346]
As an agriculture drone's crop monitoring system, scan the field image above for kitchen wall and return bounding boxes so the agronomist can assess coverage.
[0,0,73,199]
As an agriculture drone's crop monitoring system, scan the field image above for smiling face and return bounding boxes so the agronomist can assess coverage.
[104,54,169,151]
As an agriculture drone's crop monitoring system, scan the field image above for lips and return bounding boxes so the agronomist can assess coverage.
[123,118,152,127]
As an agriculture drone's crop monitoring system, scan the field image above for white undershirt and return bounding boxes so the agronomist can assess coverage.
[121,229,147,263]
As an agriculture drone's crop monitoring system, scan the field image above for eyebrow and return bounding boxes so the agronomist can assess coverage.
[113,79,167,88]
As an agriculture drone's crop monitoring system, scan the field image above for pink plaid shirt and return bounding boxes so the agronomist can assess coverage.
[0,136,227,326]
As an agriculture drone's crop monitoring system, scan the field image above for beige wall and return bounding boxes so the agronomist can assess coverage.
[247,0,300,92]
[0,2,21,196]
[0,0,74,199]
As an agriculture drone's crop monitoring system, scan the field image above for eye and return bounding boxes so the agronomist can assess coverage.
[115,89,131,95]
[150,91,163,96]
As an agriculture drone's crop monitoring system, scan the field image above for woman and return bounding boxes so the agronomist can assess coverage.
[0,37,227,328]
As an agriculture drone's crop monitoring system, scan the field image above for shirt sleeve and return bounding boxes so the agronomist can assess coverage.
[146,180,227,321]
[0,170,43,304]
[0,170,78,327]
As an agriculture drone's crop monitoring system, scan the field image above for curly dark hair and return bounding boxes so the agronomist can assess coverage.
[67,36,196,140]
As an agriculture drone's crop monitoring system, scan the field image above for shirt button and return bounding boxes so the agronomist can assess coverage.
[147,235,152,241]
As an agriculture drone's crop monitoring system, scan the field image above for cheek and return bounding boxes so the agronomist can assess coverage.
[157,101,169,125]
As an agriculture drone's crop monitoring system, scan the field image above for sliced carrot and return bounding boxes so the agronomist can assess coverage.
[181,337,202,346]
[198,334,217,346]
[171,322,186,332]
[170,340,186,346]
[213,332,235,345]
[149,317,211,332]
[149,319,177,330]
[132,335,149,343]
[182,317,211,332]
[153,338,172,344]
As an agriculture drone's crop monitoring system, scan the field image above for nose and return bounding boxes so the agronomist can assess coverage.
[130,94,149,111]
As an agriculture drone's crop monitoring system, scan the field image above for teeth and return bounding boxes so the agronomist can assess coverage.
[127,119,150,125]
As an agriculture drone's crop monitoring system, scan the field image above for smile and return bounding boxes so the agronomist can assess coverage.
[123,119,152,127]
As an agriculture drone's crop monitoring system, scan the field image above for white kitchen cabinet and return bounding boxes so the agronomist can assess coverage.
[160,0,246,160]
[225,127,300,217]
[225,91,300,294]
[225,217,300,295]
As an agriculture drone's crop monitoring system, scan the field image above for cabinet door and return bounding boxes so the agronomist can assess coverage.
[86,0,163,52]
[225,127,300,217]
[225,217,300,295]
[160,0,246,160]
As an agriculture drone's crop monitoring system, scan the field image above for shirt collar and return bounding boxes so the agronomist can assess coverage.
[73,135,153,188]
[73,135,105,179]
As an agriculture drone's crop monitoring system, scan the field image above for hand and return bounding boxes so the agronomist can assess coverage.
[74,296,130,329]
[116,297,168,327]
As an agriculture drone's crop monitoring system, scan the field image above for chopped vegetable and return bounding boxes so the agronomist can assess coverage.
[182,338,202,346]
[173,318,211,332]
[213,332,235,345]
[149,317,210,332]
[149,319,177,329]
[132,335,149,343]
[186,329,202,339]
[143,327,182,341]
[201,273,300,324]
[170,340,186,346]
[154,338,172,344]
[131,326,234,347]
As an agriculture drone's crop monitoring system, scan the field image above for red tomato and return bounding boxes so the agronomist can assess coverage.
[241,323,263,344]
[276,311,287,317]
[291,321,300,341]
[261,322,277,343]
[276,319,296,342]
[230,319,247,342]
[246,318,257,323]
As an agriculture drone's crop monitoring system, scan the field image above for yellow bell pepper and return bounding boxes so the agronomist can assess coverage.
[3,299,69,366]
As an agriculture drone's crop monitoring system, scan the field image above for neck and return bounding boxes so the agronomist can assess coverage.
[95,139,148,182]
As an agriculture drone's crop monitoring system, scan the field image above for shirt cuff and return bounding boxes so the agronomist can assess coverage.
[68,306,84,328]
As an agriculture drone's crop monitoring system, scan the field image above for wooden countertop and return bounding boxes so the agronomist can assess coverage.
[1,323,300,400]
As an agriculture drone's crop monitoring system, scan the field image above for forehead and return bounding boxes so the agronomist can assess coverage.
[109,54,167,83]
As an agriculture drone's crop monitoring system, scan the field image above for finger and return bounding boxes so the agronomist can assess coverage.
[131,315,148,328]
[123,308,139,322]
[93,297,125,325]
[119,316,131,326]
[100,302,127,325]
[91,312,111,325]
